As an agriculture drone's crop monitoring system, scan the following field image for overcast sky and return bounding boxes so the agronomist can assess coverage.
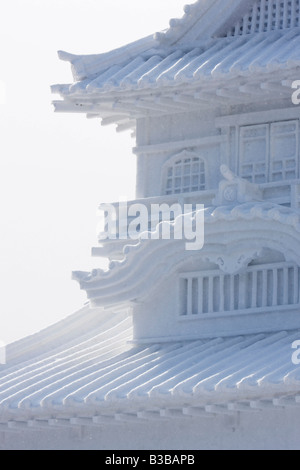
[0,0,188,343]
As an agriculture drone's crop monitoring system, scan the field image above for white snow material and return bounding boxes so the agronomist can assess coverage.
[57,35,159,81]
[159,0,254,43]
[0,312,299,421]
[72,202,300,308]
[52,28,300,97]
[227,0,300,37]
[54,1,252,82]
[162,0,300,43]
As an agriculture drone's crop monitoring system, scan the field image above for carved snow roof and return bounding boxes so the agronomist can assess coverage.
[53,29,300,95]
[57,0,299,83]
[51,1,300,126]
[0,307,300,427]
[72,202,300,308]
[53,1,253,82]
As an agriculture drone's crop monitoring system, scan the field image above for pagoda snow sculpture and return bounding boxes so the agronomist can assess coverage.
[1,0,300,450]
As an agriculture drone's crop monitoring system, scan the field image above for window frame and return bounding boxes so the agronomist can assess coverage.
[162,150,206,196]
[239,119,299,184]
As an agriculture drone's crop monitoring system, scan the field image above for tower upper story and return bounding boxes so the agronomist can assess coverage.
[52,0,300,211]
[52,0,300,342]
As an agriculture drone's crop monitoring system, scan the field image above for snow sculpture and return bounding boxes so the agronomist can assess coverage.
[50,0,300,342]
[2,0,300,450]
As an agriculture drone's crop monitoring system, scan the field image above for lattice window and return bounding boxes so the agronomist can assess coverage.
[180,262,300,316]
[165,155,206,195]
[239,120,299,183]
[270,121,298,181]
[226,0,300,36]
[240,124,268,184]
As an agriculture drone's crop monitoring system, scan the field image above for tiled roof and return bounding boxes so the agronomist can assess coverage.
[53,29,300,98]
[0,308,300,427]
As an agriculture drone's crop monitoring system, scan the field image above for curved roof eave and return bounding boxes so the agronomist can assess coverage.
[73,202,300,307]
[55,0,256,82]
[57,35,160,82]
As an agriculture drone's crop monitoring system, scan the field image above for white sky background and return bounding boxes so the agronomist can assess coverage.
[0,0,188,344]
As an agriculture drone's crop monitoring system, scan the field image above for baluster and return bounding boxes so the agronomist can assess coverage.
[251,2,258,33]
[234,19,241,36]
[187,278,192,316]
[293,266,299,304]
[262,269,268,307]
[296,0,300,27]
[267,0,273,31]
[259,0,267,32]
[219,274,225,312]
[283,267,289,305]
[198,277,203,314]
[208,276,214,314]
[239,272,249,310]
[251,270,258,308]
[229,274,235,311]
[272,268,278,306]
[291,0,296,27]
[283,0,288,28]
[243,13,250,35]
[275,0,281,29]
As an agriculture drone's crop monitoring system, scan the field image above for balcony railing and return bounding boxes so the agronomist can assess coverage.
[180,262,300,318]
